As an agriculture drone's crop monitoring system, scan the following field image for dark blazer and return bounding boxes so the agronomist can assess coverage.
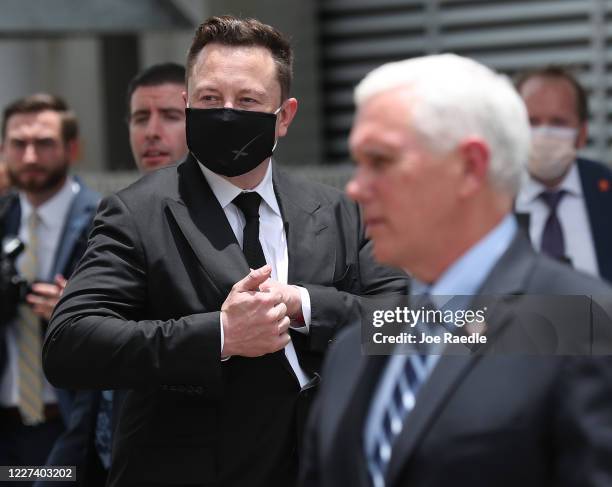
[300,233,612,487]
[0,180,100,422]
[43,156,408,487]
[577,158,612,282]
[516,157,612,283]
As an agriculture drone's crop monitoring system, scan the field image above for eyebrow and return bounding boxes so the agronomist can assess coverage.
[130,107,183,117]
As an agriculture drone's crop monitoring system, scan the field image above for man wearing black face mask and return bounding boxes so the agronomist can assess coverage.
[42,15,408,487]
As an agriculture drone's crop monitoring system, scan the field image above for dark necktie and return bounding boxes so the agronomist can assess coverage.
[233,192,267,268]
[539,190,566,260]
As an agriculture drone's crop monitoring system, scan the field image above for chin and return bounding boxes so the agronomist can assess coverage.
[372,242,396,266]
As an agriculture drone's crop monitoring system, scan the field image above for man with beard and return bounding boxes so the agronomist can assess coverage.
[0,93,99,472]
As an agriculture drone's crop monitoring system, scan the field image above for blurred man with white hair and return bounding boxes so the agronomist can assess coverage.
[299,54,612,487]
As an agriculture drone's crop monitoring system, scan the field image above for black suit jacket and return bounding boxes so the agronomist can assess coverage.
[300,234,612,487]
[0,181,100,422]
[516,157,612,282]
[43,157,408,487]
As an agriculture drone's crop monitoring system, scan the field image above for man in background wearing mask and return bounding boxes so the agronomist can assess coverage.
[34,62,189,487]
[515,66,612,282]
[42,16,407,487]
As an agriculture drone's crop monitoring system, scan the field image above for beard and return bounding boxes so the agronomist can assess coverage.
[8,161,69,194]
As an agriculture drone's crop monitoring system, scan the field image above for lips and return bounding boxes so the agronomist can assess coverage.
[142,149,169,158]
[363,216,386,236]
[141,149,171,168]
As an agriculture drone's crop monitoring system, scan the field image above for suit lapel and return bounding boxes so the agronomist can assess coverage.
[385,351,479,486]
[164,156,250,301]
[0,193,20,237]
[385,233,536,486]
[272,166,335,285]
[331,332,389,486]
[50,185,99,279]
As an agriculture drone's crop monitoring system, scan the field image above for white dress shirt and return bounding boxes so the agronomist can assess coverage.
[516,164,599,277]
[0,177,80,406]
[199,160,311,388]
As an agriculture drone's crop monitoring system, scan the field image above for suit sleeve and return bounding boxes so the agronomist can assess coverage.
[43,194,223,396]
[554,356,612,486]
[301,199,408,352]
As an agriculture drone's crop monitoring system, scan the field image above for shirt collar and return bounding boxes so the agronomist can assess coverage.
[516,162,582,206]
[19,176,79,228]
[199,160,281,216]
[411,214,517,301]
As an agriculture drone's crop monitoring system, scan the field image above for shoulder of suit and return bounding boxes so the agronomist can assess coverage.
[108,162,179,207]
[274,165,352,206]
[577,157,612,178]
[529,251,612,295]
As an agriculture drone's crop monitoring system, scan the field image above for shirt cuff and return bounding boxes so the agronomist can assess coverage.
[291,285,311,334]
[220,313,231,361]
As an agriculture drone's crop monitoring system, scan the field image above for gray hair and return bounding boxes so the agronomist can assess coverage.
[354,54,529,195]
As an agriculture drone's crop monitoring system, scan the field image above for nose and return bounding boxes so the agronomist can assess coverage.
[345,167,370,204]
[144,114,162,140]
[23,143,38,164]
[223,101,235,110]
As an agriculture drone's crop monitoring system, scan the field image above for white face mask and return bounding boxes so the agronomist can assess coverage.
[528,125,577,182]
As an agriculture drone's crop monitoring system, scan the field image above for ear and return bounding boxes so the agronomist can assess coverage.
[576,121,588,148]
[276,98,298,138]
[457,137,490,197]
[182,90,188,107]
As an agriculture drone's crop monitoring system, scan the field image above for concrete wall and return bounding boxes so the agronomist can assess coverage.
[0,0,323,171]
[0,38,106,171]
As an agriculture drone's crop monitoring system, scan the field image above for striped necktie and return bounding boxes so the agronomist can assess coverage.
[368,353,428,487]
[368,294,437,487]
[17,211,44,425]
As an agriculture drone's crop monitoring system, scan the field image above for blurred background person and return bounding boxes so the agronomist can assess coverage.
[0,93,99,477]
[515,66,612,282]
[36,62,188,487]
[127,61,188,172]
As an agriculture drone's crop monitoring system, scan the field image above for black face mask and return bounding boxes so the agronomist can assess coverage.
[185,107,279,177]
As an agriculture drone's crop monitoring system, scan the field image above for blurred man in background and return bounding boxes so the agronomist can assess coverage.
[515,66,612,282]
[300,54,612,487]
[0,94,99,477]
[127,62,188,172]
